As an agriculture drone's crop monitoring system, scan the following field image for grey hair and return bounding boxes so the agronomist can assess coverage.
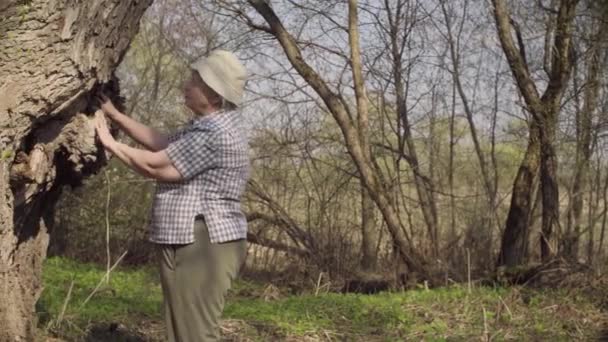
[220,97,238,111]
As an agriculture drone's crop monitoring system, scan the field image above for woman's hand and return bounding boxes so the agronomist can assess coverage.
[95,111,116,149]
[97,93,120,120]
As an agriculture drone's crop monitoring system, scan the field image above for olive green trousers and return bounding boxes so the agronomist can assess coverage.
[157,219,247,342]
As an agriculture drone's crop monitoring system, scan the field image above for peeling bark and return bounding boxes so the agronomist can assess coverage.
[0,0,152,339]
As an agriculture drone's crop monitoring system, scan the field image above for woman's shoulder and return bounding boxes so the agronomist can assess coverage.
[203,111,245,131]
[191,116,219,132]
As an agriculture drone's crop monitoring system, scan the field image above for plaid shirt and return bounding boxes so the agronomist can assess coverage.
[148,110,250,244]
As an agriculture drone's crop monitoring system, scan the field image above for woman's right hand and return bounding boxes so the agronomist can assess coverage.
[97,93,120,120]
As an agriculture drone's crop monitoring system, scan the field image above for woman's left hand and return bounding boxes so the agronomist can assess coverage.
[95,111,116,149]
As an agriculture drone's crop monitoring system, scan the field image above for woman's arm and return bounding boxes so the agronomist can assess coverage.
[98,94,169,151]
[95,112,182,182]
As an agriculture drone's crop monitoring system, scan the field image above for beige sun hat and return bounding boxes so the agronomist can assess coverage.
[190,50,247,106]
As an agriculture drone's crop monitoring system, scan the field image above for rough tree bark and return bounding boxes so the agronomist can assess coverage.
[0,0,152,339]
[360,181,378,271]
[494,0,578,267]
[497,122,540,266]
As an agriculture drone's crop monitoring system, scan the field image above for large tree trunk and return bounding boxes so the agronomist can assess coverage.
[497,123,540,266]
[538,1,577,262]
[539,116,560,261]
[493,0,576,267]
[395,73,439,259]
[0,0,151,339]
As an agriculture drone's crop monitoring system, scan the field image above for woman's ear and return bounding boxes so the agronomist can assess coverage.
[212,94,223,107]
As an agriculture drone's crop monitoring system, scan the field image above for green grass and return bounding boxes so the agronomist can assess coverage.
[38,257,162,338]
[39,257,608,341]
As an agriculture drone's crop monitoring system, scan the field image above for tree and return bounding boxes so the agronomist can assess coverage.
[436,0,502,263]
[563,0,608,262]
[495,0,578,267]
[240,0,428,276]
[376,0,440,259]
[439,0,497,227]
[0,1,152,338]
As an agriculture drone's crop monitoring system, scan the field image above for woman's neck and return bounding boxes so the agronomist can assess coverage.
[195,105,220,117]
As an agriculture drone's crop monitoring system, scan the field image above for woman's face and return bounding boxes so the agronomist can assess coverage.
[183,70,220,115]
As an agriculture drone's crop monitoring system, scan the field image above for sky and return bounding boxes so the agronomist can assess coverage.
[115,0,607,158]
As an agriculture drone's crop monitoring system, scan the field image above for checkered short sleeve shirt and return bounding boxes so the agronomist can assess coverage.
[148,110,250,244]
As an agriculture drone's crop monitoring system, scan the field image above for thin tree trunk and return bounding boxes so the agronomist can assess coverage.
[360,182,378,271]
[347,0,378,272]
[598,166,608,263]
[448,71,457,241]
[440,0,496,216]
[428,90,440,255]
[565,72,594,260]
[386,0,439,258]
[567,13,604,262]
[247,0,427,274]
[587,163,600,264]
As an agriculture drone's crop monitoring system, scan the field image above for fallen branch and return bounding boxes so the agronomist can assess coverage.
[247,232,309,258]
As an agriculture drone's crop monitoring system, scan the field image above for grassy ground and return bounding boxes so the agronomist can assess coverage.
[38,257,608,341]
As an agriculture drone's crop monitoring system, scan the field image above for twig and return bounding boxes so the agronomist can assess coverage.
[79,250,128,310]
[315,272,323,297]
[467,248,471,294]
[104,171,111,283]
[498,295,513,319]
[55,278,74,328]
[482,306,489,341]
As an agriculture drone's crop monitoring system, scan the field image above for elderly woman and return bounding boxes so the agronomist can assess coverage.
[95,50,249,341]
